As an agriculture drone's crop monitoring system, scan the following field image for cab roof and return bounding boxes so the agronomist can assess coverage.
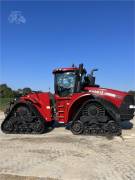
[52,67,79,74]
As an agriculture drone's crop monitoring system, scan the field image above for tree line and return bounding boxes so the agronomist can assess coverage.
[0,84,32,98]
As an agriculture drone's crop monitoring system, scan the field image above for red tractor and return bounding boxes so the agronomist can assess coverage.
[1,64,135,135]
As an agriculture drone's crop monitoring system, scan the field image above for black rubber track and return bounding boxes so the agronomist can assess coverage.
[1,102,47,134]
[70,99,122,136]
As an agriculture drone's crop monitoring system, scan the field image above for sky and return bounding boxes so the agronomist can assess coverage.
[1,0,135,92]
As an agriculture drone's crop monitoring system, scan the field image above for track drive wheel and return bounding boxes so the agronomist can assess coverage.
[83,101,105,119]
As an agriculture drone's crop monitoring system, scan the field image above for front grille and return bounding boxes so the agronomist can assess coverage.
[119,95,135,121]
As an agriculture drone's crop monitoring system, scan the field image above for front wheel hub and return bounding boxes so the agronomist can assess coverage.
[88,106,99,116]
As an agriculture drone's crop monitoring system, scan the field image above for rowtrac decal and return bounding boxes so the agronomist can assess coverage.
[88,90,119,98]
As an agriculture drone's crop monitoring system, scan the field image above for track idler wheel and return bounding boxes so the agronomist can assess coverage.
[1,118,14,133]
[70,121,84,135]
[31,118,46,134]
[107,121,121,136]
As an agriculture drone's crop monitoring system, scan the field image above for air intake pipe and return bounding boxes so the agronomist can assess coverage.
[88,68,98,86]
[90,69,98,76]
[76,64,84,92]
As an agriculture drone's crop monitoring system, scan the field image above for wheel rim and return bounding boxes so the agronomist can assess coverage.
[108,121,120,133]
[83,102,105,119]
[16,106,29,115]
[16,106,33,122]
[32,118,45,133]
[71,121,83,134]
[88,105,99,117]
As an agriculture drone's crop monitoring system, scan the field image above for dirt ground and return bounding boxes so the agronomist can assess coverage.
[0,112,135,180]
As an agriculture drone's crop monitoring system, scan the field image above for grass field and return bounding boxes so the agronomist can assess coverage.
[0,98,13,111]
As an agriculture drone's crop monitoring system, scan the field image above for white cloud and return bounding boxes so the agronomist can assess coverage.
[8,11,26,24]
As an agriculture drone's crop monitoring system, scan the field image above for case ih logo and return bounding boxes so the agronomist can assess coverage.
[89,90,104,95]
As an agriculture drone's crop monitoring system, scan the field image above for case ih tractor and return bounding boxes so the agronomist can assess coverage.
[1,64,135,136]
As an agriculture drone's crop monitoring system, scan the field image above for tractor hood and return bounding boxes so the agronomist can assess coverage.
[84,87,128,97]
[84,87,128,107]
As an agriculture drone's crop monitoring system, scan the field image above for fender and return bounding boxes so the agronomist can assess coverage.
[4,99,51,123]
[94,97,120,122]
[4,100,33,120]
[21,93,53,122]
[68,95,120,123]
[67,94,95,122]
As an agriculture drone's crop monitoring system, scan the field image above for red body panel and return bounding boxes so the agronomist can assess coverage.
[84,87,128,108]
[55,93,91,123]
[20,87,128,124]
[55,87,128,124]
[20,92,52,122]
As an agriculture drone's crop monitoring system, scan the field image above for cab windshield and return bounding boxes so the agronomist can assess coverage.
[55,72,76,96]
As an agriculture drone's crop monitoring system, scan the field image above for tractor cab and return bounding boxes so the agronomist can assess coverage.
[53,64,98,97]
[53,67,80,97]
